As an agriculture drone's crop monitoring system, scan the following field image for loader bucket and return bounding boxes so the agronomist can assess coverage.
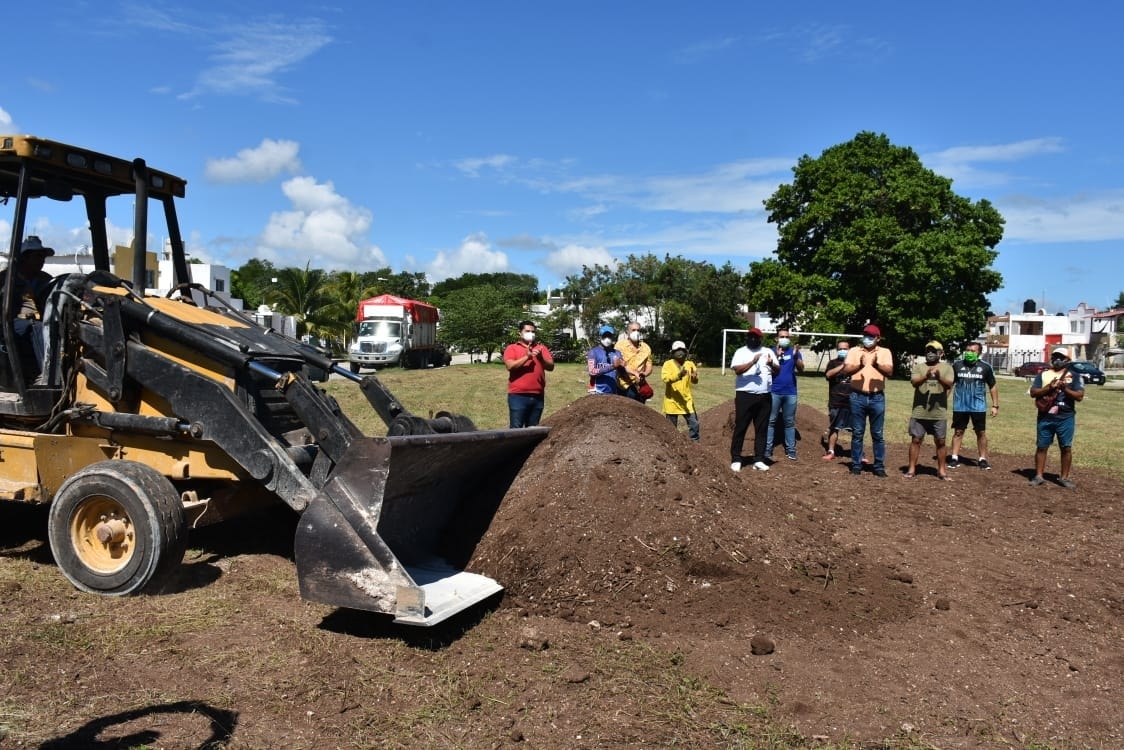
[293,426,548,626]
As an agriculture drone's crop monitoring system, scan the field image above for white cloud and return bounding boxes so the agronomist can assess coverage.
[177,18,332,102]
[454,154,516,177]
[259,176,386,268]
[542,244,617,277]
[205,139,302,183]
[998,190,1124,243]
[426,233,509,281]
[924,137,1066,188]
[0,106,13,129]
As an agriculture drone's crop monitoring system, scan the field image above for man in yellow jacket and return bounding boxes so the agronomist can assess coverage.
[662,340,699,441]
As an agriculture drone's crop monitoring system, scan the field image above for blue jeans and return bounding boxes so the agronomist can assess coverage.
[849,391,886,471]
[666,412,700,441]
[765,393,798,456]
[508,393,545,428]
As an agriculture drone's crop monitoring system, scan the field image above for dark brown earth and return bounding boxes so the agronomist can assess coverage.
[1,395,1121,749]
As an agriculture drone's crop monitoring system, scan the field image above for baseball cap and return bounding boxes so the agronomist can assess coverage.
[19,235,55,257]
[1051,347,1071,360]
[926,340,943,351]
[670,340,686,352]
[862,324,880,337]
[747,327,763,336]
[598,324,616,336]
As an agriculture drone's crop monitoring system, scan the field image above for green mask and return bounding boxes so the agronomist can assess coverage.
[964,352,979,363]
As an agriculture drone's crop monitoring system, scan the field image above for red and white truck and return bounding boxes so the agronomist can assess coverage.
[348,294,449,372]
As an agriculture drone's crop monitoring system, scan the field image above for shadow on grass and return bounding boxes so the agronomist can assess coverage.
[40,700,237,749]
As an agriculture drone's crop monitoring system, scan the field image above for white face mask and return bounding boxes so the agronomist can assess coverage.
[601,337,614,348]
[837,349,848,359]
[521,331,535,343]
[777,337,791,348]
[861,336,876,348]
[628,331,641,342]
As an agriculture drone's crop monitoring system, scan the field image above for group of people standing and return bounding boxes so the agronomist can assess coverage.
[509,320,1085,489]
[505,321,702,442]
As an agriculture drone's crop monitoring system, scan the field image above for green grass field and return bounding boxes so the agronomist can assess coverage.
[325,362,1124,481]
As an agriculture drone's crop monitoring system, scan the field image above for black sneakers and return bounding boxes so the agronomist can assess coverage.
[978,458,991,471]
[947,456,960,469]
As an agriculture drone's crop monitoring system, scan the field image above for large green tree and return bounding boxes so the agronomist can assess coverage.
[431,272,538,304]
[753,131,1005,362]
[435,285,524,362]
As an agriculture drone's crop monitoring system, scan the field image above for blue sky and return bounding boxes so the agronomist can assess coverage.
[3,1,1121,314]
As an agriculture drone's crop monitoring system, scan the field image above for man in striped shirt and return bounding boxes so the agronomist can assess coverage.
[948,342,999,470]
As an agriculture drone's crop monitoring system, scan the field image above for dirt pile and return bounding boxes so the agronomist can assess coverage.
[473,394,1124,746]
[473,395,919,638]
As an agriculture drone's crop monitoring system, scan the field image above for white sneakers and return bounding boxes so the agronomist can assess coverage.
[730,461,742,472]
[732,461,770,472]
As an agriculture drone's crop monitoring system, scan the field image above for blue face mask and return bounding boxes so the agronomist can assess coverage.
[861,336,876,348]
[837,349,848,359]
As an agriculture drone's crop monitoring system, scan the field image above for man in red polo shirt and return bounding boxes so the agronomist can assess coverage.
[503,320,555,427]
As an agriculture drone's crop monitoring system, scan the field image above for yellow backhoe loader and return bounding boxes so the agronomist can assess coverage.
[0,135,547,625]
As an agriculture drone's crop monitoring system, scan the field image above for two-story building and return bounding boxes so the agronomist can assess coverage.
[986,300,1097,372]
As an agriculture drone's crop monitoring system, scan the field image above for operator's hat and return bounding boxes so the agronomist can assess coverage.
[747,326,763,336]
[670,340,687,352]
[19,235,54,256]
[926,340,943,351]
[862,324,881,337]
[1051,347,1071,360]
[598,324,616,336]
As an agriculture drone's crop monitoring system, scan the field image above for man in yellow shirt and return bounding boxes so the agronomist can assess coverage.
[616,321,654,402]
[662,340,699,441]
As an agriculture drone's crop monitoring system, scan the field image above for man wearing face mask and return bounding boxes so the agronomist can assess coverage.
[616,322,654,402]
[662,340,700,441]
[729,326,780,472]
[765,328,805,460]
[905,341,955,479]
[822,339,853,461]
[949,341,999,470]
[842,323,893,476]
[587,324,625,395]
[503,320,555,427]
[1028,347,1084,488]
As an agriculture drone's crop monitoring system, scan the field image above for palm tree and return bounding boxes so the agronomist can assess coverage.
[265,263,335,341]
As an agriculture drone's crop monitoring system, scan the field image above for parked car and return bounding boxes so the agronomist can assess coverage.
[1013,361,1049,378]
[1068,360,1106,386]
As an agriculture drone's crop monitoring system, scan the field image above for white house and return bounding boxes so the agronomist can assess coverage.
[987,302,1097,372]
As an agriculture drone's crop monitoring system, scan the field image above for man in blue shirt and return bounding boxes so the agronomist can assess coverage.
[765,328,804,460]
[1028,348,1084,488]
[586,325,624,395]
[948,342,999,470]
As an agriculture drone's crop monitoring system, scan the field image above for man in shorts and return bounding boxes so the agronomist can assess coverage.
[1028,347,1084,488]
[948,341,999,469]
[905,340,954,479]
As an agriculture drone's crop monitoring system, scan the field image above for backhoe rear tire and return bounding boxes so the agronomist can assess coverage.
[48,461,187,596]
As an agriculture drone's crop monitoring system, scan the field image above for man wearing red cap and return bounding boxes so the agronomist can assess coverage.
[728,326,780,472]
[842,323,893,476]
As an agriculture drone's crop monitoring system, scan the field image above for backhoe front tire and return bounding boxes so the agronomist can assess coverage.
[48,461,186,596]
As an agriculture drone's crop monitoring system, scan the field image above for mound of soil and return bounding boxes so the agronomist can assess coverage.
[473,394,1123,745]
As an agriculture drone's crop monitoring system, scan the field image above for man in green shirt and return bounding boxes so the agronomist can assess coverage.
[905,340,955,479]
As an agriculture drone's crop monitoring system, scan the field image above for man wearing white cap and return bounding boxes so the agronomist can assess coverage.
[1028,347,1084,488]
[661,340,699,441]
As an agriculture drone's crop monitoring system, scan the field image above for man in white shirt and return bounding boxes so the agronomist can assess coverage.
[729,326,780,472]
